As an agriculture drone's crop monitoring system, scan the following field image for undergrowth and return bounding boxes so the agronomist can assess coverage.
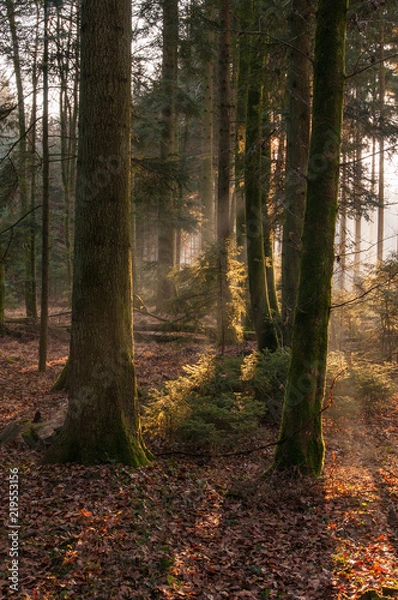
[143,348,290,452]
[327,352,397,418]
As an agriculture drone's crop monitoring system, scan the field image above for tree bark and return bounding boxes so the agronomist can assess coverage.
[44,0,150,466]
[157,0,179,305]
[216,0,240,349]
[377,21,385,264]
[244,32,278,352]
[201,11,215,248]
[5,0,36,319]
[38,0,50,372]
[281,0,314,346]
[273,0,348,476]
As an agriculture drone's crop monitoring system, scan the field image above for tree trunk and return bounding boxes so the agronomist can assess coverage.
[0,239,4,326]
[157,0,179,305]
[27,0,41,323]
[55,1,79,297]
[337,155,348,291]
[245,33,278,352]
[234,0,252,258]
[44,0,150,466]
[38,1,50,372]
[377,22,385,264]
[201,14,215,248]
[5,0,36,319]
[273,0,348,476]
[216,0,239,349]
[281,0,314,346]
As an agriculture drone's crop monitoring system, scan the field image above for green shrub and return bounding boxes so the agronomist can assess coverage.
[241,348,290,422]
[351,362,396,416]
[143,348,290,452]
[326,352,397,417]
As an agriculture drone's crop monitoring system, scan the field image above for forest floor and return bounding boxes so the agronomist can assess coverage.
[0,319,398,600]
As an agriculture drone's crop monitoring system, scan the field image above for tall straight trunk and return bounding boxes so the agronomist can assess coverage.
[377,22,385,264]
[201,17,215,248]
[44,0,150,466]
[338,156,348,291]
[0,240,4,325]
[235,0,252,256]
[245,34,278,351]
[264,218,279,317]
[56,1,79,296]
[261,95,280,320]
[274,0,348,476]
[281,0,314,346]
[5,0,36,318]
[38,1,50,372]
[353,133,362,282]
[27,0,41,322]
[216,0,238,349]
[157,0,179,305]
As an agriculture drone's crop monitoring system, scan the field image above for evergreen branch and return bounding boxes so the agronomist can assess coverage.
[156,367,348,460]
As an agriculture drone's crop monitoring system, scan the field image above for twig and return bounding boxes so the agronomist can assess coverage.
[0,205,43,237]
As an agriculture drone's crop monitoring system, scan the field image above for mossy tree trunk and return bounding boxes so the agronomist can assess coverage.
[281,0,314,346]
[244,30,278,352]
[44,0,150,466]
[273,0,348,476]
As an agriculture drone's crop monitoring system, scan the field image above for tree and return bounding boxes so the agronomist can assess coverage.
[44,0,150,465]
[244,22,278,352]
[273,0,348,476]
[157,0,179,305]
[281,0,314,346]
[5,0,37,319]
[38,0,50,372]
[216,0,240,348]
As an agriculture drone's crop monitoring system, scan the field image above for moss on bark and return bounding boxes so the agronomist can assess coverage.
[273,0,348,476]
[43,0,150,467]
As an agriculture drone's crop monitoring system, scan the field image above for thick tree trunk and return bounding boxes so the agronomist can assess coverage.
[273,0,348,476]
[44,0,150,466]
[281,0,314,346]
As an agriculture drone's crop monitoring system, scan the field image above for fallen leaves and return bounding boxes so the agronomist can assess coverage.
[0,328,398,599]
